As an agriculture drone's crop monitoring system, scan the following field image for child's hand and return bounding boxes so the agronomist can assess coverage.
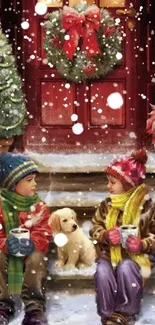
[106,227,121,245]
[20,238,35,256]
[126,235,142,254]
[6,235,20,255]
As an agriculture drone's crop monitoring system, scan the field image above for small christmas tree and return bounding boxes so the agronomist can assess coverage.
[0,28,27,139]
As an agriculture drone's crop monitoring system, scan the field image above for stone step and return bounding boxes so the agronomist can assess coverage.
[47,259,155,293]
[38,190,106,208]
[47,245,95,290]
[48,276,155,294]
[38,189,155,209]
[47,244,155,293]
[26,151,155,173]
[36,172,155,192]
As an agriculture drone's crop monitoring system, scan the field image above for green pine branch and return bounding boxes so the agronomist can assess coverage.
[0,28,27,138]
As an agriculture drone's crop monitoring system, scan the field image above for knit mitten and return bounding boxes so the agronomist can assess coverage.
[126,234,142,254]
[6,235,20,255]
[20,238,35,256]
[105,227,121,245]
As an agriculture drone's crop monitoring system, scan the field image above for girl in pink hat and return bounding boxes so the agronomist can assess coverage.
[90,149,155,325]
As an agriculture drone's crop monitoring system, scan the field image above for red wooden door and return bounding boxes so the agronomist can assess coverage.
[19,0,152,153]
[144,0,155,149]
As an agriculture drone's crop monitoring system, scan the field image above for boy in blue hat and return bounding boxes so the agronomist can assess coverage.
[0,153,52,325]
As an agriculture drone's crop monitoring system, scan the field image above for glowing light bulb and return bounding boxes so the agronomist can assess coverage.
[116,52,123,60]
[115,18,121,25]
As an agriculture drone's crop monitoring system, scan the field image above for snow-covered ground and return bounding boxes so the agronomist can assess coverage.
[10,291,155,325]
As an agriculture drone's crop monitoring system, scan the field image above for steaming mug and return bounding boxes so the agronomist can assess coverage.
[9,228,30,256]
[120,225,138,249]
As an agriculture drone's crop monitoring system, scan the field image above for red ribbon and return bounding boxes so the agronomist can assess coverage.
[62,5,101,60]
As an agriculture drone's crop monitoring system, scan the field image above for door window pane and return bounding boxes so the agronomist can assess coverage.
[38,0,62,7]
[69,0,94,7]
[100,0,125,7]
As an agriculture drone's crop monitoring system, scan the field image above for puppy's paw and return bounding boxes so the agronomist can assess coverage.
[77,262,90,269]
[55,260,65,268]
[64,263,76,270]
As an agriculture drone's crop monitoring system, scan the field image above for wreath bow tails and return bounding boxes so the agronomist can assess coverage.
[62,5,101,60]
[44,4,122,82]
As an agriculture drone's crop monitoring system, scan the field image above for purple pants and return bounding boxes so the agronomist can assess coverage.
[94,258,143,321]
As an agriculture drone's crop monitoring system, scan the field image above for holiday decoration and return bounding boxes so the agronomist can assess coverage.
[43,3,122,82]
[0,28,27,139]
[146,104,155,144]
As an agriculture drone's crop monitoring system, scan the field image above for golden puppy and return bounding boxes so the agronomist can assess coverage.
[48,208,96,270]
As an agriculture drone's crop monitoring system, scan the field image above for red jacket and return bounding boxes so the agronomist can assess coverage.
[0,201,52,254]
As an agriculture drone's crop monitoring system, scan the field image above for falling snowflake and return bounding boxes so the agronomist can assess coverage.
[35,2,47,15]
[131,283,137,287]
[72,123,84,135]
[21,21,29,30]
[65,83,70,89]
[71,114,78,122]
[54,233,68,247]
[107,92,123,109]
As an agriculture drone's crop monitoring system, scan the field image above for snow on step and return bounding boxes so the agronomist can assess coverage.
[38,190,107,207]
[38,190,155,208]
[26,151,155,173]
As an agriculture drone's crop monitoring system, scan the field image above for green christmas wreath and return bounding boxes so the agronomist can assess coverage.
[43,3,122,83]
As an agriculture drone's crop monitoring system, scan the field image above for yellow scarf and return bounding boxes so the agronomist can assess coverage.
[105,184,151,282]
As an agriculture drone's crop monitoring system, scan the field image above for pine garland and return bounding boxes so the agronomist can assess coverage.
[44,4,122,83]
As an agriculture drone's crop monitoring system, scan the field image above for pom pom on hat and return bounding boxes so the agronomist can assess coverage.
[0,152,38,191]
[106,149,147,187]
[131,148,148,165]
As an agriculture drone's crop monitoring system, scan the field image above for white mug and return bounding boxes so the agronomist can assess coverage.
[9,228,30,256]
[120,225,138,249]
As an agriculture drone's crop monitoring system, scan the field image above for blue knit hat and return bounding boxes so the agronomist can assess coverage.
[0,153,38,190]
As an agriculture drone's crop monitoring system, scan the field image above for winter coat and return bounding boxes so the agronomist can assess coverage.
[90,197,155,261]
[0,200,52,254]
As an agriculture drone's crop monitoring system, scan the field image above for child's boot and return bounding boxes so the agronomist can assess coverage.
[0,309,10,325]
[22,309,48,325]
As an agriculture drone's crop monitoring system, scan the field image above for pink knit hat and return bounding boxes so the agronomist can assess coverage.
[106,149,148,187]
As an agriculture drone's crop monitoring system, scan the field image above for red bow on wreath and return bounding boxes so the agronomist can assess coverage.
[62,5,101,60]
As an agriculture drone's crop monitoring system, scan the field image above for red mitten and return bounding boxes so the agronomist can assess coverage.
[105,227,121,245]
[126,235,142,254]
